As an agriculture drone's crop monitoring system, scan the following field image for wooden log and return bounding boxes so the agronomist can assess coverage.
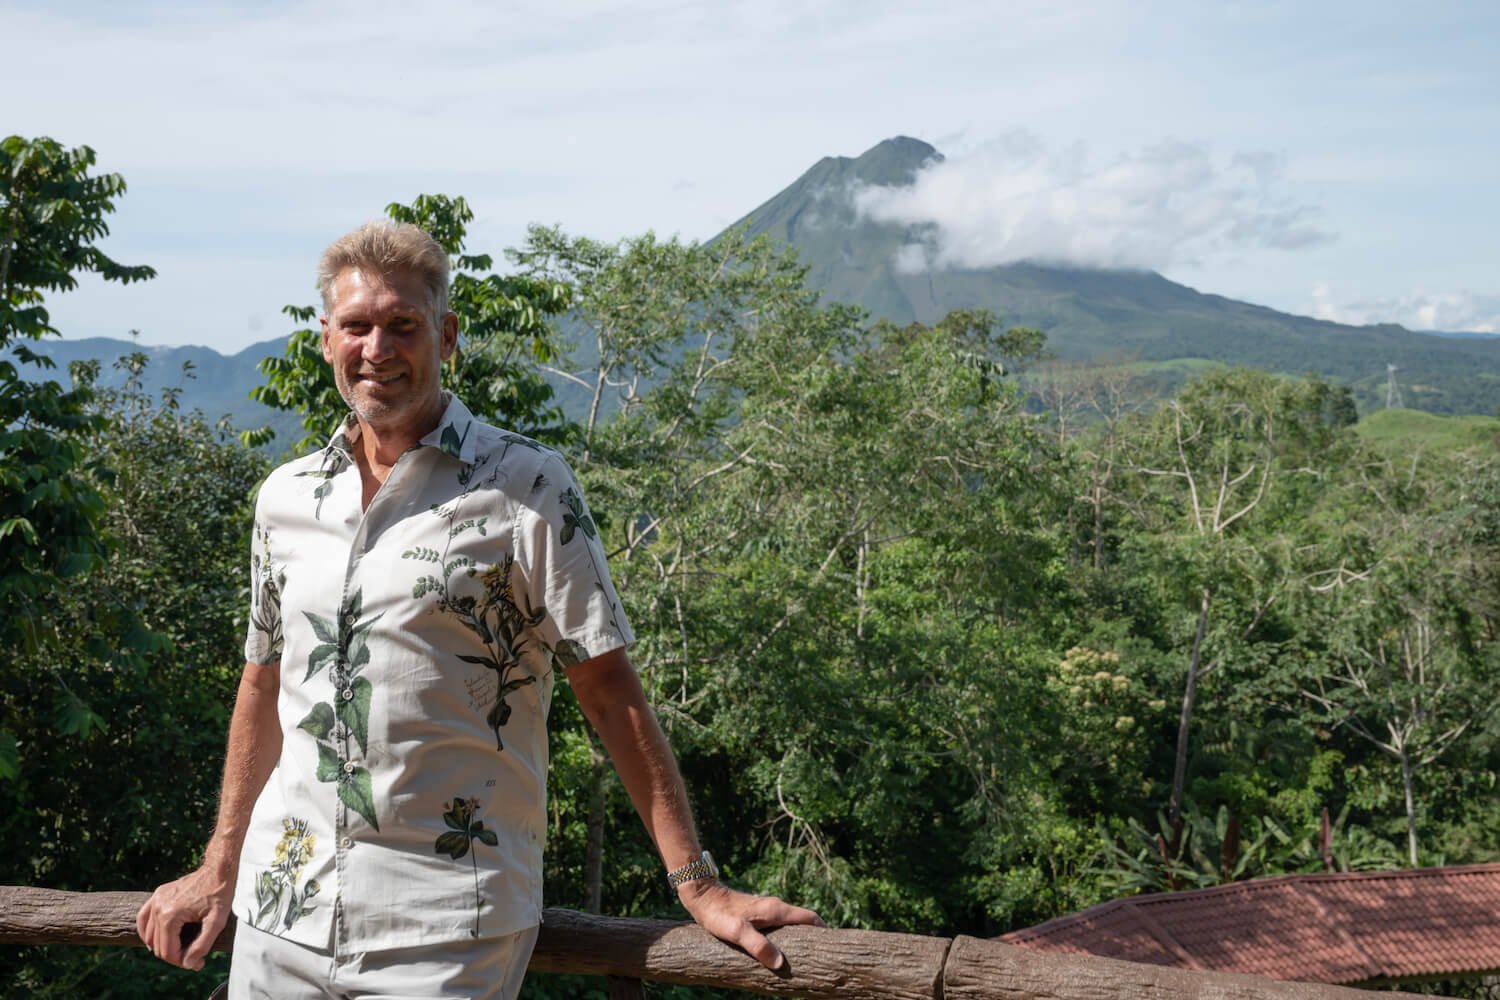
[0,887,1432,999]
[530,907,949,1000]
[942,935,1428,1000]
[0,887,947,999]
[0,887,238,951]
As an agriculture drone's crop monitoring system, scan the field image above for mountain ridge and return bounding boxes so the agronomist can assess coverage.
[27,137,1500,419]
[718,136,1500,414]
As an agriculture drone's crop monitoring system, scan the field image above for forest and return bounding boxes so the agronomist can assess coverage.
[3,137,1497,998]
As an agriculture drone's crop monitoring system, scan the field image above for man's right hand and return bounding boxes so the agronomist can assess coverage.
[136,864,234,971]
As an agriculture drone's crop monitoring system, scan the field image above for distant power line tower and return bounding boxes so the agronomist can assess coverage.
[1386,364,1403,409]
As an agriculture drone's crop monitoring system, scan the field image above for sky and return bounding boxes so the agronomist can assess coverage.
[5,0,1498,353]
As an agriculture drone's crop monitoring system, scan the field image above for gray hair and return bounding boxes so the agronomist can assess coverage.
[318,221,450,320]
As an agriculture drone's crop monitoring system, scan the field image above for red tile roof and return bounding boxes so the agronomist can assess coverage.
[999,864,1500,985]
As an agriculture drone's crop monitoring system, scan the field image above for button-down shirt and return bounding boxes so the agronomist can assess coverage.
[232,394,633,950]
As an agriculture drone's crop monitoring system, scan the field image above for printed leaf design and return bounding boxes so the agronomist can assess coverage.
[435,830,471,860]
[456,652,501,671]
[314,742,343,783]
[560,487,596,545]
[298,703,335,740]
[439,421,470,459]
[552,638,589,669]
[303,610,340,683]
[336,676,373,754]
[283,879,321,930]
[338,765,379,831]
[305,610,338,644]
[434,796,497,937]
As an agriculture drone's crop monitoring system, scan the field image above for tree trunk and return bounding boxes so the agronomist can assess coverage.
[1169,587,1212,824]
[1400,747,1419,867]
[585,747,608,914]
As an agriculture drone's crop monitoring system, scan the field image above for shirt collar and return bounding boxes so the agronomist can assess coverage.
[320,394,481,466]
[418,393,482,465]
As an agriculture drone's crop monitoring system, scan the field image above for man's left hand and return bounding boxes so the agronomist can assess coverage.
[676,879,824,971]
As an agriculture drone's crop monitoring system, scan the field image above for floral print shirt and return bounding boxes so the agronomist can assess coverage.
[233,394,633,950]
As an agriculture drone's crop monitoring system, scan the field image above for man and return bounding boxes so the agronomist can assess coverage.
[137,221,821,998]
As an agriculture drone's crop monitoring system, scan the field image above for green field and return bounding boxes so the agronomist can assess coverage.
[1356,407,1500,451]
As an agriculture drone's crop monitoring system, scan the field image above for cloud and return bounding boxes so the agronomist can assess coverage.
[1309,283,1500,334]
[853,131,1334,274]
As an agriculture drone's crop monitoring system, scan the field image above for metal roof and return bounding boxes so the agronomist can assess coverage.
[999,864,1500,985]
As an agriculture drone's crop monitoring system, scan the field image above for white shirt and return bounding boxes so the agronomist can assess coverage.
[233,394,633,950]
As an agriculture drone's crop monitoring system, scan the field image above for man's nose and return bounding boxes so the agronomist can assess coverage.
[362,326,396,362]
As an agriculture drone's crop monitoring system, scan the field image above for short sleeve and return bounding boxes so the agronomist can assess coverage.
[243,501,284,666]
[513,453,634,668]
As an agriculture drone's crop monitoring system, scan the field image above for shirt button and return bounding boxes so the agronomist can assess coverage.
[341,837,355,849]
[341,688,354,701]
[342,761,356,773]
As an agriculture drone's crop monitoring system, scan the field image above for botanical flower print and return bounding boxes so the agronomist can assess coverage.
[249,521,285,660]
[434,796,499,938]
[250,817,321,933]
[295,428,352,521]
[405,502,545,752]
[556,483,626,643]
[296,589,382,830]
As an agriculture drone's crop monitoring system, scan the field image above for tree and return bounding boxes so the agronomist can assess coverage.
[520,224,1083,930]
[1297,445,1497,865]
[1119,370,1353,825]
[1,356,266,997]
[0,136,156,780]
[251,195,574,452]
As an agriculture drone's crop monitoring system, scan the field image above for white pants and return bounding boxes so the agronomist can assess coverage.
[227,923,540,1000]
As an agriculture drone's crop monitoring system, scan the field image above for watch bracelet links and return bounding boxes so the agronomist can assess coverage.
[666,850,718,887]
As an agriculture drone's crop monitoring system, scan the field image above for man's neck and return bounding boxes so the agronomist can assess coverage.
[348,396,447,507]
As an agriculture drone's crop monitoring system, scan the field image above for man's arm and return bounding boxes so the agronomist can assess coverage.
[137,660,282,970]
[566,647,823,971]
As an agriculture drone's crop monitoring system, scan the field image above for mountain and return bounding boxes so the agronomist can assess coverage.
[26,138,1498,425]
[17,336,303,445]
[721,137,1500,416]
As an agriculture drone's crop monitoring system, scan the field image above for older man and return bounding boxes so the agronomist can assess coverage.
[137,221,820,998]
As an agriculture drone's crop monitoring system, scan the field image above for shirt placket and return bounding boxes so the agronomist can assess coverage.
[330,448,413,960]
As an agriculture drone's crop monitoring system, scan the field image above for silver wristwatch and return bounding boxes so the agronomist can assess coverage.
[666,850,719,888]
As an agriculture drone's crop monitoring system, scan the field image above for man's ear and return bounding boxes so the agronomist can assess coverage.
[320,315,334,363]
[439,312,459,361]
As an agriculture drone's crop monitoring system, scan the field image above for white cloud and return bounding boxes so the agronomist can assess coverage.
[1309,283,1500,334]
[854,131,1333,273]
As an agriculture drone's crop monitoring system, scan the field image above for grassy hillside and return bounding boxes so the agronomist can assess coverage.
[1355,408,1500,452]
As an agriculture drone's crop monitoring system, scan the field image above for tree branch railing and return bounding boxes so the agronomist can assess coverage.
[0,885,1425,999]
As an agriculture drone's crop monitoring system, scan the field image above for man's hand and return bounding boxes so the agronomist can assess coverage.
[136,865,234,971]
[676,878,824,972]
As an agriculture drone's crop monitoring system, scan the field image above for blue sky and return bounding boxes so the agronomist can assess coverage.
[6,0,1498,351]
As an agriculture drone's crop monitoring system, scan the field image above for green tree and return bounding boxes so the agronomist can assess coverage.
[1119,370,1353,826]
[520,224,1088,932]
[1,357,266,997]
[0,136,156,780]
[1296,444,1498,865]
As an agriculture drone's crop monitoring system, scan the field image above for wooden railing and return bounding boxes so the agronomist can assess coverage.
[0,886,1425,999]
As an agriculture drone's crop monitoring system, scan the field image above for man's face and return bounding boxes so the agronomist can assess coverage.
[321,267,457,438]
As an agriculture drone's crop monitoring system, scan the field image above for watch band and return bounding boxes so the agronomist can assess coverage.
[666,850,719,887]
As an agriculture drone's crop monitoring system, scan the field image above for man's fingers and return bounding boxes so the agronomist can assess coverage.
[732,922,785,971]
[748,900,824,929]
[135,896,153,947]
[181,909,223,971]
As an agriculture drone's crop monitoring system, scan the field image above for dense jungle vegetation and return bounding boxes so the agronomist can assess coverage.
[3,138,1497,998]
